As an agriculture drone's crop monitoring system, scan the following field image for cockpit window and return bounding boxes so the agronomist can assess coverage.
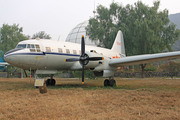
[16,44,41,52]
[16,44,26,49]
[31,44,35,48]
[30,44,36,52]
[27,44,30,48]
[35,45,41,52]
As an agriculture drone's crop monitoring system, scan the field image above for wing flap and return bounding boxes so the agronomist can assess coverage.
[109,51,180,67]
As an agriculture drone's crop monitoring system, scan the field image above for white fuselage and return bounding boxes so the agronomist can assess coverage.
[4,39,124,71]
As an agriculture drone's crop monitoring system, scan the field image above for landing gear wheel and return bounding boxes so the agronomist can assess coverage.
[109,79,116,87]
[46,79,56,86]
[46,79,50,86]
[51,79,56,86]
[104,79,110,87]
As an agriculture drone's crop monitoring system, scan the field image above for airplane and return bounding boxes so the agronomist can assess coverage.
[4,30,180,87]
[0,50,9,70]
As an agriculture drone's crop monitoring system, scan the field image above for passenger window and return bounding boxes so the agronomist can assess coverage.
[35,45,40,48]
[35,45,41,52]
[66,49,70,54]
[30,44,36,52]
[73,50,77,54]
[79,50,81,55]
[58,48,63,53]
[46,47,51,52]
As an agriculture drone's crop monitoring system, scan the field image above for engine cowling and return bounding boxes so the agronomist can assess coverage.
[83,52,104,69]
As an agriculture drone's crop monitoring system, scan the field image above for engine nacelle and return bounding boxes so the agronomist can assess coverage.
[93,70,115,77]
[84,52,104,69]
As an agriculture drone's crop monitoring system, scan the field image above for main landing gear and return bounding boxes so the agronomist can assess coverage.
[46,74,56,86]
[104,77,116,87]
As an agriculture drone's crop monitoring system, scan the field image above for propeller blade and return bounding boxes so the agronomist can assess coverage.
[81,35,85,56]
[11,67,18,75]
[81,35,86,84]
[82,63,84,84]
[64,58,79,62]
[87,57,104,61]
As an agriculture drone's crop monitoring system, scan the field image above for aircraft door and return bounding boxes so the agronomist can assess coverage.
[34,43,47,69]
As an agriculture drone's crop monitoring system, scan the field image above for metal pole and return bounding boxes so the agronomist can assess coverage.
[21,69,23,79]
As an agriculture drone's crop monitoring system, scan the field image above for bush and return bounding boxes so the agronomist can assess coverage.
[160,61,180,78]
[144,66,157,72]
[144,64,157,72]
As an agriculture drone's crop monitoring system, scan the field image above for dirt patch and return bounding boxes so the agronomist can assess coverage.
[0,78,180,119]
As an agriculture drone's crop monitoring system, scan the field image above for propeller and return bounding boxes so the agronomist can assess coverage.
[65,35,104,84]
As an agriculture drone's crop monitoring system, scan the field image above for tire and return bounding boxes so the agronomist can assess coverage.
[104,79,109,87]
[109,79,116,87]
[52,79,56,86]
[46,79,50,86]
[113,79,116,86]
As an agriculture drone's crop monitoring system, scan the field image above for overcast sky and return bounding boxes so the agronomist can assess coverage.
[0,0,180,41]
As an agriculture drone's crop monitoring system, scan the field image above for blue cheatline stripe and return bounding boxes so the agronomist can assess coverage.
[5,52,45,57]
[44,52,80,57]
[5,52,80,57]
[5,48,23,55]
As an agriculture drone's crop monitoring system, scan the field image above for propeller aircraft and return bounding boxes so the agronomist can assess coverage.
[4,30,180,87]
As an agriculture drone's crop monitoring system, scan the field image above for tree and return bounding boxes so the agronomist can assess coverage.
[0,24,28,53]
[0,50,4,62]
[160,61,180,79]
[32,31,51,39]
[86,1,180,78]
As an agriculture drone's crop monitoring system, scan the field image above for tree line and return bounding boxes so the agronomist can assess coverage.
[0,24,51,53]
[86,0,180,55]
[85,0,180,77]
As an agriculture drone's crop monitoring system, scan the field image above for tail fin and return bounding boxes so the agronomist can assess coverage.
[111,30,126,55]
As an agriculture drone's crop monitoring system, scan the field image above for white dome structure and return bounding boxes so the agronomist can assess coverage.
[65,21,98,46]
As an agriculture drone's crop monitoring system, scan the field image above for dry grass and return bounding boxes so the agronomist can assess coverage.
[0,77,180,120]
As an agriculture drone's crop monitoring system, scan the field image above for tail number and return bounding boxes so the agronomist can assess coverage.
[117,42,121,46]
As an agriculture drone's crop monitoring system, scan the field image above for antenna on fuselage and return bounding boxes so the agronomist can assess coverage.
[93,1,96,18]
[58,36,60,41]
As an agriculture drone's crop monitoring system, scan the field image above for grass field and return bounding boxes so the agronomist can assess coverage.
[0,77,180,119]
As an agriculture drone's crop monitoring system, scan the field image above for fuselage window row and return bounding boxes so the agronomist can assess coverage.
[16,44,80,55]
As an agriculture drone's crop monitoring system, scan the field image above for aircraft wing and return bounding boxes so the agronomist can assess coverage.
[0,62,9,66]
[109,51,180,67]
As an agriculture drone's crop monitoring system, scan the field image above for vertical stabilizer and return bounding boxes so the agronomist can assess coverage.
[111,30,126,55]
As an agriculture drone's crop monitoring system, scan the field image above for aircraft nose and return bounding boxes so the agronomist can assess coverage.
[4,49,19,66]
